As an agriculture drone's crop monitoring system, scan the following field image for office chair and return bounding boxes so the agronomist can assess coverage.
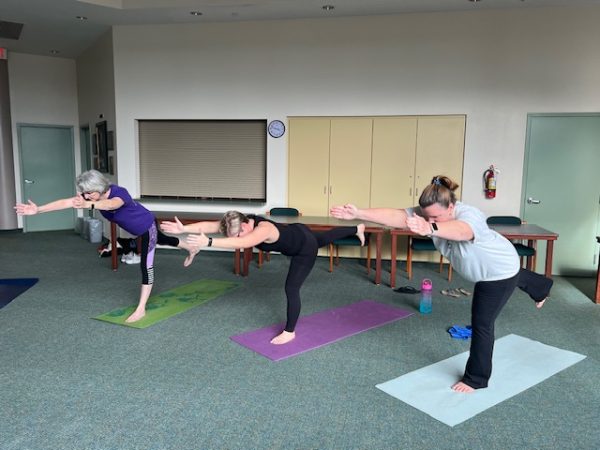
[328,234,372,274]
[486,216,536,268]
[406,237,452,281]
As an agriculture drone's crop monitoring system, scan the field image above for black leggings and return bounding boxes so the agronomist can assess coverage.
[138,221,180,285]
[463,268,553,389]
[283,225,359,332]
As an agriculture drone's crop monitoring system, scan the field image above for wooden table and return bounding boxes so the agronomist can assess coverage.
[265,215,387,285]
[109,211,249,275]
[389,223,559,288]
[595,236,600,303]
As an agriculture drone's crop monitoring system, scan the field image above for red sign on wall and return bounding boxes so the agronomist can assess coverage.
[0,48,7,60]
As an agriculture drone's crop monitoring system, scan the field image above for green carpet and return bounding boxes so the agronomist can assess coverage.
[93,279,240,328]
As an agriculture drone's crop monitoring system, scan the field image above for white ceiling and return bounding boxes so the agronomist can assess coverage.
[0,0,598,58]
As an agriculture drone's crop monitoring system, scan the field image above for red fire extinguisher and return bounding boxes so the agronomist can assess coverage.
[483,165,497,199]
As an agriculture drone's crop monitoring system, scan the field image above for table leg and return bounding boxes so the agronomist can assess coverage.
[234,249,240,275]
[544,240,554,278]
[390,234,397,289]
[526,239,534,270]
[110,222,118,271]
[375,233,382,285]
[243,247,252,276]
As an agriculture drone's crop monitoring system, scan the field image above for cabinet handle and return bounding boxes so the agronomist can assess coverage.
[329,186,332,194]
[409,187,412,196]
[415,188,419,196]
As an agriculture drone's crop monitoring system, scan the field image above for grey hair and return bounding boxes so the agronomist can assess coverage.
[219,211,249,237]
[76,170,111,194]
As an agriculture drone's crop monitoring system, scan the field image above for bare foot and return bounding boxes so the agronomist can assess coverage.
[356,223,366,246]
[183,247,200,267]
[270,330,296,345]
[451,381,475,393]
[536,297,547,309]
[125,309,146,323]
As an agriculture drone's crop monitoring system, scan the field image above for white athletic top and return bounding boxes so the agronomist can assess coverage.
[406,202,520,283]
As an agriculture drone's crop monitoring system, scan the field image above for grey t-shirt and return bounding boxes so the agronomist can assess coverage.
[406,202,520,283]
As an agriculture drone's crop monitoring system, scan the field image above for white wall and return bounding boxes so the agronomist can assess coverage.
[8,52,79,226]
[77,31,116,151]
[107,6,599,215]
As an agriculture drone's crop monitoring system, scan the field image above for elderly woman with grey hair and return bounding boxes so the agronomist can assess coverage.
[161,211,365,345]
[15,169,199,323]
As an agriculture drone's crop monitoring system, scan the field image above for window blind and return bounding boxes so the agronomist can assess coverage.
[138,120,266,201]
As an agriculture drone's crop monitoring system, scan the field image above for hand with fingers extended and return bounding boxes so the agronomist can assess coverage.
[186,232,209,248]
[161,216,186,235]
[14,200,39,216]
[330,203,358,220]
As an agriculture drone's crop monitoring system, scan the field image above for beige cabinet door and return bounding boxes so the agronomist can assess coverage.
[414,115,466,198]
[329,118,373,211]
[288,118,331,215]
[370,117,418,208]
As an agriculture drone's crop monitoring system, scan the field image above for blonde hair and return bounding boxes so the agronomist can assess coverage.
[219,211,249,237]
[418,175,460,209]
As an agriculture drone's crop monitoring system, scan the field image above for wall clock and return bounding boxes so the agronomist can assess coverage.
[267,120,286,138]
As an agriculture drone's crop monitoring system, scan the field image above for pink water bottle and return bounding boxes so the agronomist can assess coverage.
[419,279,432,314]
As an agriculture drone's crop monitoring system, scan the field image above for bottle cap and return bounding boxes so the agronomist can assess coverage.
[421,278,432,291]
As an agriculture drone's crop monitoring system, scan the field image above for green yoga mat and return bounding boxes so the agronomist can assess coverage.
[93,279,240,329]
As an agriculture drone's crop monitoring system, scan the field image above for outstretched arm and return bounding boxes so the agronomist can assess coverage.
[330,203,409,228]
[187,221,276,249]
[160,217,221,235]
[15,197,76,215]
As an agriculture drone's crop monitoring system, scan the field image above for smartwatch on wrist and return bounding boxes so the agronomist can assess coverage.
[430,222,438,235]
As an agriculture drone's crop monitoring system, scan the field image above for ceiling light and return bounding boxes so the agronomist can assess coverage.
[190,11,203,16]
[322,5,335,11]
[49,50,60,55]
[468,0,481,2]
[76,16,88,21]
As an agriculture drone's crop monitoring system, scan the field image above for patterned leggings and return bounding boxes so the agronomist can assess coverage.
[138,221,180,285]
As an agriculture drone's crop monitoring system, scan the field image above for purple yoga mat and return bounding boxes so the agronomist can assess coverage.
[230,300,412,361]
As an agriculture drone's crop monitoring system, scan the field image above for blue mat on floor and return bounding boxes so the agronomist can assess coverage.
[0,278,39,309]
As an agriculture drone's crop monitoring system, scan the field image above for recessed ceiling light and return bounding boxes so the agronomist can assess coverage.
[49,50,60,55]
[468,0,481,3]
[322,5,335,11]
[190,11,203,16]
[76,16,88,20]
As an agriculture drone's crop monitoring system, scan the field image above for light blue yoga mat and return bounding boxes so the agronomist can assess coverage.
[376,334,586,427]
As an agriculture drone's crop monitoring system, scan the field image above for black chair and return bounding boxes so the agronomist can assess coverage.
[328,234,372,274]
[258,207,300,267]
[486,216,536,268]
[406,237,452,281]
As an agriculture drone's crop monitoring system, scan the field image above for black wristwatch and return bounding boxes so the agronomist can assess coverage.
[430,222,438,235]
[208,237,213,247]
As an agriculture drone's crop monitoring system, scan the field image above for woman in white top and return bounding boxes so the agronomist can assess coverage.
[331,175,553,393]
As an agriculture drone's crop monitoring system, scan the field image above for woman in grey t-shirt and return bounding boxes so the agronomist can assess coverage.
[331,175,553,393]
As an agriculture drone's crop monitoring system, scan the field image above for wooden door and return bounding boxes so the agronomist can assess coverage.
[288,118,330,215]
[370,117,417,208]
[328,118,373,211]
[414,116,465,199]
